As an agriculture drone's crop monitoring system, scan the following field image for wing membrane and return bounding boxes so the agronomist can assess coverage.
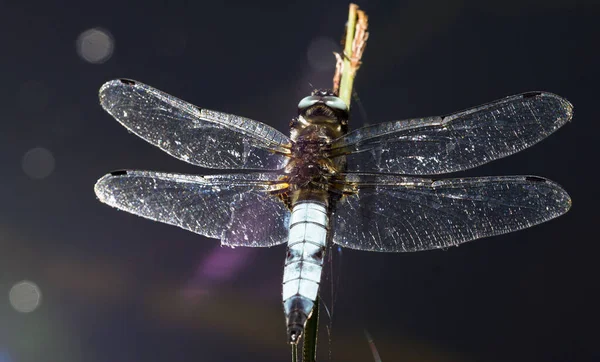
[94,171,290,247]
[99,79,292,170]
[331,174,571,252]
[330,92,572,174]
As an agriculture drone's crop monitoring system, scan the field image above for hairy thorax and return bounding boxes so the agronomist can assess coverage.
[286,123,345,206]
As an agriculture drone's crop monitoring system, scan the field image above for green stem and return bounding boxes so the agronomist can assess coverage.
[339,4,359,108]
[291,343,298,362]
[302,296,320,362]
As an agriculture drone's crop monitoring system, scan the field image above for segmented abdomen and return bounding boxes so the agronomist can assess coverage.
[282,201,328,344]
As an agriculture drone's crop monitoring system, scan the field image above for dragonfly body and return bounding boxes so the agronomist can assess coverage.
[283,91,349,342]
[95,79,572,344]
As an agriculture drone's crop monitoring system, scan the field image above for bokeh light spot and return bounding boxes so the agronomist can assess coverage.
[22,147,55,179]
[306,36,338,71]
[76,28,114,64]
[9,281,42,313]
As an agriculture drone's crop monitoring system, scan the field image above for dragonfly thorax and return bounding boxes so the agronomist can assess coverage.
[287,139,333,182]
[288,92,349,203]
[285,136,340,205]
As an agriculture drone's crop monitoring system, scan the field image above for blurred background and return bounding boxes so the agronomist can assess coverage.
[0,0,598,361]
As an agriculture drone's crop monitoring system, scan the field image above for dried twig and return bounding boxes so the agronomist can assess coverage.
[332,3,369,109]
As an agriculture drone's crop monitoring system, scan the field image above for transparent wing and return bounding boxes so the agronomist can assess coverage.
[330,92,573,174]
[331,174,571,252]
[99,79,292,170]
[94,170,291,247]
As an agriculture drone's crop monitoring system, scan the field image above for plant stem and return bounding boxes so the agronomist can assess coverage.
[333,3,369,109]
[291,343,298,362]
[302,296,320,362]
[339,4,358,107]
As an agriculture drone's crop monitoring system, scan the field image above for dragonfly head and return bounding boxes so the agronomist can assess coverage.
[297,90,349,126]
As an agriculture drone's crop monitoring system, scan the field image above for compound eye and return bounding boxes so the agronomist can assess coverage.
[323,97,348,112]
[298,96,320,110]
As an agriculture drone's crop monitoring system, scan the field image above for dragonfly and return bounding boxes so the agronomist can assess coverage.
[94,79,572,344]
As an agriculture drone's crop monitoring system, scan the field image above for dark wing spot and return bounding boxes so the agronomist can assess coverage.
[525,176,547,183]
[110,170,128,176]
[522,91,542,99]
[118,79,136,86]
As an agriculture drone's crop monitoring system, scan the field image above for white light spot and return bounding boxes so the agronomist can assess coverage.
[9,281,42,313]
[22,147,55,179]
[306,36,338,71]
[76,28,114,64]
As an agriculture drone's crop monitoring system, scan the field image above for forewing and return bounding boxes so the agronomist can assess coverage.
[331,174,571,252]
[330,92,572,174]
[95,171,290,247]
[99,79,292,170]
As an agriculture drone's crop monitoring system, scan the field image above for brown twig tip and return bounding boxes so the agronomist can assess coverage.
[333,3,370,107]
[351,10,369,68]
[332,52,344,95]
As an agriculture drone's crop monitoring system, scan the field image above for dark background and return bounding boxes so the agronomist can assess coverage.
[0,0,598,361]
